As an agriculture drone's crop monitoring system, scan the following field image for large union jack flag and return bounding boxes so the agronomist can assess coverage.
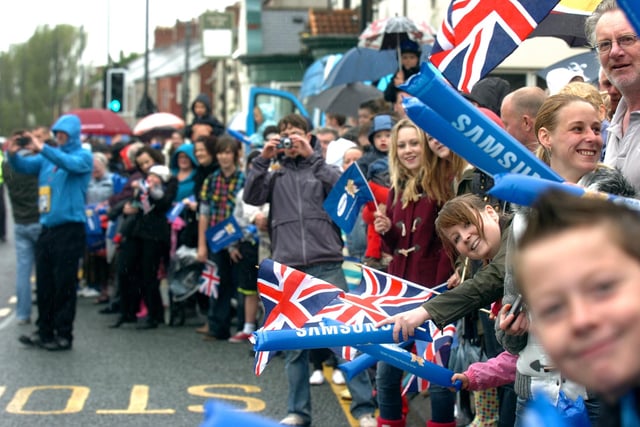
[318,266,442,321]
[254,259,344,375]
[430,0,559,92]
[313,266,444,360]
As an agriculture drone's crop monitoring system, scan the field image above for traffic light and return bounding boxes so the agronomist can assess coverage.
[106,68,126,113]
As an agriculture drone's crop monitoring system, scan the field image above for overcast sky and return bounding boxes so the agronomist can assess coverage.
[0,0,236,66]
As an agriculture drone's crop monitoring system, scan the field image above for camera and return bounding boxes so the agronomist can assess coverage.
[15,136,31,147]
[277,137,292,149]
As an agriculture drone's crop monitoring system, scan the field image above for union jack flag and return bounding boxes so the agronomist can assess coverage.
[254,259,345,375]
[313,266,444,360]
[198,261,220,298]
[430,0,559,93]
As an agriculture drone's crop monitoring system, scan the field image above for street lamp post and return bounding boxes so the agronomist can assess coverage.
[136,0,157,118]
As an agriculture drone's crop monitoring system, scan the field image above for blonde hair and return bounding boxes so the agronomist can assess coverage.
[558,81,607,120]
[389,119,466,208]
[389,119,427,208]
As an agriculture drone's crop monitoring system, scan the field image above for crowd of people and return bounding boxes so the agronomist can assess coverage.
[2,1,639,426]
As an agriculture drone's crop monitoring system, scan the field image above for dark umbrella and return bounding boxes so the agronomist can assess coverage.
[306,83,383,118]
[537,51,601,84]
[67,108,131,136]
[528,4,599,48]
[323,46,433,89]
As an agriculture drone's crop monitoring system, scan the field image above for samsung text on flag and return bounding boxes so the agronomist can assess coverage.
[452,114,541,177]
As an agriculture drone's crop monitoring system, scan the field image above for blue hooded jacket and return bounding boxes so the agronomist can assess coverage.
[9,114,93,227]
[170,143,199,202]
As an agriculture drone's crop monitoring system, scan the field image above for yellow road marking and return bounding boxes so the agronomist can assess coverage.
[6,386,90,414]
[96,385,174,414]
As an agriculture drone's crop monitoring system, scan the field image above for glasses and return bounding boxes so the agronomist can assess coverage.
[595,34,639,53]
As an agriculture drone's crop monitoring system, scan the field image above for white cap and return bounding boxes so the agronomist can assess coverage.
[325,138,357,170]
[546,67,589,95]
[148,165,171,183]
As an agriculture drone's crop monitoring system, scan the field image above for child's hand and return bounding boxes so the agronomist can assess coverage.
[446,271,461,289]
[184,198,198,211]
[498,303,529,336]
[254,212,268,231]
[450,373,469,391]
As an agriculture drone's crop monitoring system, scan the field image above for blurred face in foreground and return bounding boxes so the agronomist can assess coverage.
[520,225,640,400]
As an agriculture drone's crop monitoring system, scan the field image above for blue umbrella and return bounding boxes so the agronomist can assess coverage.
[323,46,432,89]
[299,53,343,99]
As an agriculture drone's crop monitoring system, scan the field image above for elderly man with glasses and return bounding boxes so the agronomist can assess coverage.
[586,0,640,191]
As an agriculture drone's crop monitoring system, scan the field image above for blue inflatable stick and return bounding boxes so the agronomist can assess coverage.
[200,400,281,427]
[488,173,640,211]
[619,0,640,36]
[337,353,378,381]
[400,62,563,182]
[323,318,461,390]
[253,322,431,352]
[403,97,514,177]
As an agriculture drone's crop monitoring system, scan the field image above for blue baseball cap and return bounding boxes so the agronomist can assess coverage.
[368,114,394,144]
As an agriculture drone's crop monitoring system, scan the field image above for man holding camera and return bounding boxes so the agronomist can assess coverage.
[2,132,41,325]
[7,114,93,351]
[243,114,376,427]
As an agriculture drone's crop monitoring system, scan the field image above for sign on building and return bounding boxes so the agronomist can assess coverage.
[200,11,234,58]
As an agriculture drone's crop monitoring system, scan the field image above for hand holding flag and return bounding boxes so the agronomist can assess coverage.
[205,216,243,253]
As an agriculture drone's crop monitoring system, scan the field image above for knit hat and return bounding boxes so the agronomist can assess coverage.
[400,40,421,56]
[368,114,394,144]
[148,165,171,183]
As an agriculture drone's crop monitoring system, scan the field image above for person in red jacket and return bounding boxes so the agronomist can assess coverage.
[372,118,466,427]
[359,114,394,270]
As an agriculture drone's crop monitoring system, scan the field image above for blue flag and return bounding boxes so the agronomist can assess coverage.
[166,195,195,223]
[323,163,374,233]
[205,216,243,253]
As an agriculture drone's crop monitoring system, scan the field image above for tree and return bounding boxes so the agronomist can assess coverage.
[0,24,86,136]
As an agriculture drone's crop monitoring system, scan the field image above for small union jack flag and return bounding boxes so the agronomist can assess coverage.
[430,0,559,92]
[198,261,220,299]
[254,259,345,376]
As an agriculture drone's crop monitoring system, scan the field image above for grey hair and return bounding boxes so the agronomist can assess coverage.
[93,151,108,167]
[584,0,620,47]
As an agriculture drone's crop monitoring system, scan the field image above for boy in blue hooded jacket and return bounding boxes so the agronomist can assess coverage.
[7,114,93,351]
